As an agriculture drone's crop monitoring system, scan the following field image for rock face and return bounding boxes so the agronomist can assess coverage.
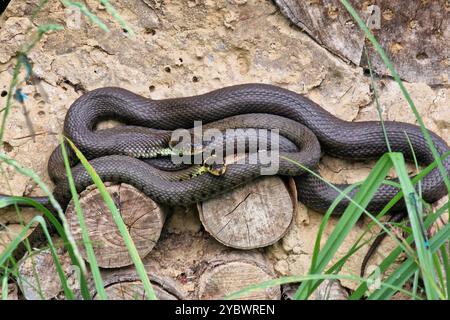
[275,0,450,85]
[0,0,449,295]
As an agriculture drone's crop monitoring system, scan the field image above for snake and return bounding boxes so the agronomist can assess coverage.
[1,83,449,270]
[46,112,321,209]
[47,113,310,184]
[2,83,449,214]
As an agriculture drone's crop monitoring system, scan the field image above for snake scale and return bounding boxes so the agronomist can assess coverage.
[2,83,450,213]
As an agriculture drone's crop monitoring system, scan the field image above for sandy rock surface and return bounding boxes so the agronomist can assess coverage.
[0,0,448,295]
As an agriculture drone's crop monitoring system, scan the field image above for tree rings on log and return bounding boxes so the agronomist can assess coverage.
[198,176,297,249]
[17,249,186,300]
[66,183,166,268]
[197,253,281,300]
[18,249,76,300]
[92,271,186,300]
[99,281,175,300]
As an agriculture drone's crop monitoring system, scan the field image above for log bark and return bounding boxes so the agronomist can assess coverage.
[0,283,19,300]
[196,251,281,300]
[198,176,296,249]
[65,183,166,268]
[16,232,281,300]
[17,248,186,300]
[17,249,76,300]
[141,228,282,299]
[92,269,186,300]
[281,280,349,300]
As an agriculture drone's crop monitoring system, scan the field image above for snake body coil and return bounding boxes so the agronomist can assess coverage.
[40,83,449,214]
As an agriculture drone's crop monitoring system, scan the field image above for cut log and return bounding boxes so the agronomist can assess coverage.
[92,270,186,300]
[140,228,282,299]
[17,248,186,300]
[66,183,166,268]
[198,176,296,249]
[197,252,281,300]
[16,232,280,300]
[281,280,349,300]
[312,280,349,300]
[17,249,76,300]
[0,283,19,300]
[98,281,176,300]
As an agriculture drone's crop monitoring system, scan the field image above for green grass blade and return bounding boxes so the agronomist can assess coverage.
[350,202,447,299]
[0,197,64,241]
[282,154,411,298]
[0,216,74,299]
[0,153,87,275]
[1,270,8,300]
[340,0,450,203]
[368,221,449,300]
[0,196,90,300]
[440,245,450,298]
[65,138,157,300]
[59,137,107,299]
[99,0,134,36]
[282,157,405,252]
[404,133,422,198]
[294,153,394,299]
[61,0,109,32]
[364,203,448,299]
[389,152,439,299]
[348,152,450,298]
[364,47,391,153]
[293,226,384,299]
[433,251,445,294]
[309,183,360,272]
[370,151,450,223]
[412,270,420,300]
[225,274,415,300]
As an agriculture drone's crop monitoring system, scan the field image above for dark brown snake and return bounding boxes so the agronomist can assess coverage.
[46,83,450,211]
[1,83,449,268]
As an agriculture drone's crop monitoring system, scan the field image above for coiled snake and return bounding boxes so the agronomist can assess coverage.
[2,83,450,214]
[1,83,449,268]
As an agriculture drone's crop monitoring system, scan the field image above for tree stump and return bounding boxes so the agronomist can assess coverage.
[197,252,281,300]
[198,176,296,249]
[66,183,166,268]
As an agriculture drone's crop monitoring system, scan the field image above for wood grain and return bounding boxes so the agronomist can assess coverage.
[66,183,166,268]
[199,176,296,249]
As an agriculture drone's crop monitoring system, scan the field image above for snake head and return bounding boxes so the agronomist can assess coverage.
[203,155,227,176]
